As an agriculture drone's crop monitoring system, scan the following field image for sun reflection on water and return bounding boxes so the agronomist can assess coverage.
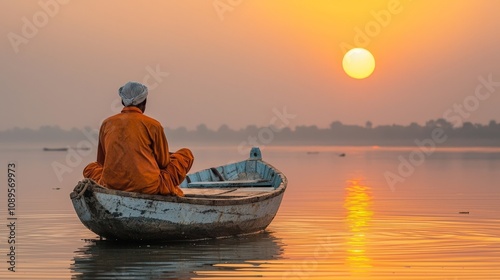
[344,180,374,274]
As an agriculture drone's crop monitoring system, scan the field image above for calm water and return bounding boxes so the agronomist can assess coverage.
[0,144,499,279]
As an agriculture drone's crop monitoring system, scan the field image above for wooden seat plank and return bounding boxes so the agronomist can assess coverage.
[186,179,272,188]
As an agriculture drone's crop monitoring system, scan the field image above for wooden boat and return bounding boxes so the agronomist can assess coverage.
[70,147,287,242]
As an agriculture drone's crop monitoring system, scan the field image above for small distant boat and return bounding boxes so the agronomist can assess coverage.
[43,147,68,152]
[43,147,91,152]
[306,151,319,155]
[70,147,287,242]
[339,153,346,157]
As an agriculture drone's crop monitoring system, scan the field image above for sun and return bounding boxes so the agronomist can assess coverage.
[342,48,375,79]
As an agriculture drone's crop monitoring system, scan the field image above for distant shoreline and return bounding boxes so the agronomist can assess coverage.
[2,139,500,148]
[1,119,500,147]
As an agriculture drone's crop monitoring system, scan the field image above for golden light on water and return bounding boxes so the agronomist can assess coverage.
[344,180,374,273]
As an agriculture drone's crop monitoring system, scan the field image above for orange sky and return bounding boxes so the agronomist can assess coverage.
[1,1,499,131]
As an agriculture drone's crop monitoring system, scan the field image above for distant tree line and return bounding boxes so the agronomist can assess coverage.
[1,119,500,146]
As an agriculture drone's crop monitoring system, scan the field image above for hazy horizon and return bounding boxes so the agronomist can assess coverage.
[1,116,500,132]
[2,1,500,131]
[2,118,500,148]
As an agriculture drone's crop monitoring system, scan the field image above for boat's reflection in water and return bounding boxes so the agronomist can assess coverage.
[71,231,284,280]
[344,180,373,275]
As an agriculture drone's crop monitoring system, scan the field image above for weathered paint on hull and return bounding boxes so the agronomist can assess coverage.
[72,191,284,241]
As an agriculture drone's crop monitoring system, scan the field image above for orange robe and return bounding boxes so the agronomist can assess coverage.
[83,106,193,196]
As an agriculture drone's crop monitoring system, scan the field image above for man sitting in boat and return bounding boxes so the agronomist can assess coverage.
[83,81,194,196]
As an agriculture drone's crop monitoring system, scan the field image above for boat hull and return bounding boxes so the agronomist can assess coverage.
[71,184,284,241]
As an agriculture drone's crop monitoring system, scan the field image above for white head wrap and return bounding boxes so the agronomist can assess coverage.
[119,81,148,106]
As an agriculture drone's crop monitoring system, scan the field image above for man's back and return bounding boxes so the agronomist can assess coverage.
[83,81,193,196]
[97,106,170,194]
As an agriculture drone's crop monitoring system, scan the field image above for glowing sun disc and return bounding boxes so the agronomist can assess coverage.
[342,48,375,79]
